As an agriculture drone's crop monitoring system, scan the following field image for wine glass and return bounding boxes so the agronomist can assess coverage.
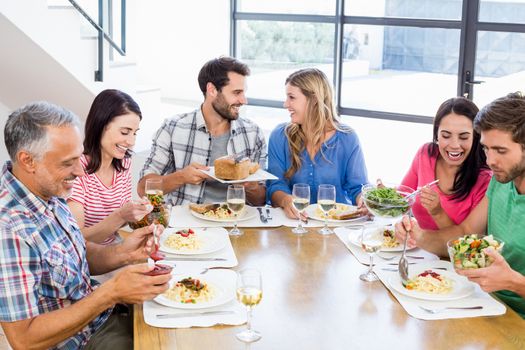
[236,268,263,343]
[359,226,383,282]
[292,183,310,234]
[227,184,246,236]
[317,184,336,235]
[145,178,163,200]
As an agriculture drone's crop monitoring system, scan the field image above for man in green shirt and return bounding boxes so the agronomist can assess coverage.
[396,92,525,318]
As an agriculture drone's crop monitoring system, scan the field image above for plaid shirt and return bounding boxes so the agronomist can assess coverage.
[140,108,267,205]
[0,162,111,350]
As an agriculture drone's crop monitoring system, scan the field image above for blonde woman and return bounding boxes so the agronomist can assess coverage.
[267,68,368,219]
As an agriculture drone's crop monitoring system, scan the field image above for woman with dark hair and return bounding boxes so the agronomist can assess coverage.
[68,89,152,244]
[401,97,491,229]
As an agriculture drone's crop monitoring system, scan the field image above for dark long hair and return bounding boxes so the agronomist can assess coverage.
[83,89,142,174]
[427,97,488,201]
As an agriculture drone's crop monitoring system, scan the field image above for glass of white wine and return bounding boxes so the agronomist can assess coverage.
[292,183,310,234]
[317,184,336,235]
[227,184,246,236]
[236,268,263,343]
[359,226,383,282]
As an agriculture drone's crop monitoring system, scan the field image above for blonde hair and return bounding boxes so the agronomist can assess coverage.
[284,68,341,179]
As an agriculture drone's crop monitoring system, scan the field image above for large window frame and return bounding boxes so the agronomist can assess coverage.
[231,0,525,124]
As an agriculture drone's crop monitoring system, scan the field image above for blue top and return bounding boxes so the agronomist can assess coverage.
[267,123,368,204]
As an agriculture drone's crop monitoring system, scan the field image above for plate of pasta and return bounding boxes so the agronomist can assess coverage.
[159,228,227,255]
[154,270,236,309]
[304,203,365,223]
[388,268,475,301]
[189,203,257,223]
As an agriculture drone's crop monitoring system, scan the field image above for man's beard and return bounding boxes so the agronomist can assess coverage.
[494,153,525,183]
[212,94,240,121]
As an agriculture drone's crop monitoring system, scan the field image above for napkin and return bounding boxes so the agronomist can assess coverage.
[334,226,439,265]
[169,205,282,228]
[159,227,238,269]
[375,260,507,320]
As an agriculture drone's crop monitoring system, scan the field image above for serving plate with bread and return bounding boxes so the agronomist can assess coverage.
[199,155,277,183]
[188,202,257,222]
[304,203,365,223]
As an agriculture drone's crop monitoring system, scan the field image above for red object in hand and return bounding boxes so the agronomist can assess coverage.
[145,263,173,276]
[150,250,165,262]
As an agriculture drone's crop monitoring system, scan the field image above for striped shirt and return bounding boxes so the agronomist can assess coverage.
[140,108,267,205]
[69,155,132,244]
[0,161,111,350]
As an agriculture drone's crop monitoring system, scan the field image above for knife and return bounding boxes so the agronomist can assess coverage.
[381,267,447,272]
[162,257,227,261]
[257,207,268,223]
[156,310,235,319]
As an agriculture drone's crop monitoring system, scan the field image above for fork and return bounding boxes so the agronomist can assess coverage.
[266,208,272,220]
[418,305,483,314]
[377,253,425,261]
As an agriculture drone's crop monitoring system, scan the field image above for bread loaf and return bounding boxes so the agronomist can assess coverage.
[333,209,361,220]
[214,155,251,180]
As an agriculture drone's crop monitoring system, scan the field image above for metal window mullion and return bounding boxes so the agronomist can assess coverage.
[121,0,126,53]
[457,0,479,98]
[343,16,462,29]
[230,0,237,56]
[334,0,344,114]
[234,12,335,24]
[476,21,525,33]
[339,107,433,124]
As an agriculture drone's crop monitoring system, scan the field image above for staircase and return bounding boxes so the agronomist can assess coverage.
[0,0,161,154]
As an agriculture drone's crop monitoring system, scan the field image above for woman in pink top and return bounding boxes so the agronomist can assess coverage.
[68,90,152,244]
[402,97,491,230]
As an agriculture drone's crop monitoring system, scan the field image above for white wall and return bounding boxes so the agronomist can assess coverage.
[132,0,230,102]
[0,101,10,163]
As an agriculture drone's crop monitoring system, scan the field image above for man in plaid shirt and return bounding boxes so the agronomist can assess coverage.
[0,102,171,349]
[138,56,267,206]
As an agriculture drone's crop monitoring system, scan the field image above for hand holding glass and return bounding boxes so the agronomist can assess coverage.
[236,268,263,343]
[292,183,310,234]
[317,184,336,235]
[227,185,245,236]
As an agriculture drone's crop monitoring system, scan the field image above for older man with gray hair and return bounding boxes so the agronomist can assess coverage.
[0,102,171,349]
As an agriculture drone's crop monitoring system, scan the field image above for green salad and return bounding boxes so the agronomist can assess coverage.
[448,234,504,269]
[364,186,410,218]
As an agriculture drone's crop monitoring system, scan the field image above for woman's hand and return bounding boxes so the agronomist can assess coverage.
[119,198,153,222]
[419,187,443,216]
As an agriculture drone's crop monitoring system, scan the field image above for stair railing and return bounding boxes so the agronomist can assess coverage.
[67,0,126,81]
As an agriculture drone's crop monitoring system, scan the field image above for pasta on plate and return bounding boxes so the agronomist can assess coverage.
[404,270,453,294]
[163,277,215,304]
[164,229,201,251]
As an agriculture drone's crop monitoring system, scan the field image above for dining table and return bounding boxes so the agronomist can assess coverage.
[133,226,525,350]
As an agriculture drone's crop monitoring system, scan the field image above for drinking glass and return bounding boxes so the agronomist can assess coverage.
[145,178,163,203]
[317,184,336,235]
[236,268,263,343]
[227,184,246,236]
[359,227,383,282]
[291,183,310,234]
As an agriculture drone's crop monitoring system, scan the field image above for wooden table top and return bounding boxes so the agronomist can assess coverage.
[134,227,525,350]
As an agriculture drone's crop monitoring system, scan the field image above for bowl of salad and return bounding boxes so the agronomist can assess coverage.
[361,183,415,219]
[447,234,504,269]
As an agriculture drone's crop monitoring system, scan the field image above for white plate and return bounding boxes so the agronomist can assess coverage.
[154,270,236,309]
[346,226,415,252]
[388,268,475,301]
[304,203,366,223]
[199,167,278,184]
[189,204,257,223]
[159,228,227,255]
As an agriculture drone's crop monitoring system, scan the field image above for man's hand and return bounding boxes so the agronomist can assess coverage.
[104,263,171,304]
[456,248,518,293]
[179,163,211,185]
[420,187,443,216]
[119,224,163,262]
[242,181,266,206]
[394,214,422,248]
[118,198,153,222]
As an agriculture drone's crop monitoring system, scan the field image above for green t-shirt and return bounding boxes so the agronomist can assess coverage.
[486,177,525,318]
